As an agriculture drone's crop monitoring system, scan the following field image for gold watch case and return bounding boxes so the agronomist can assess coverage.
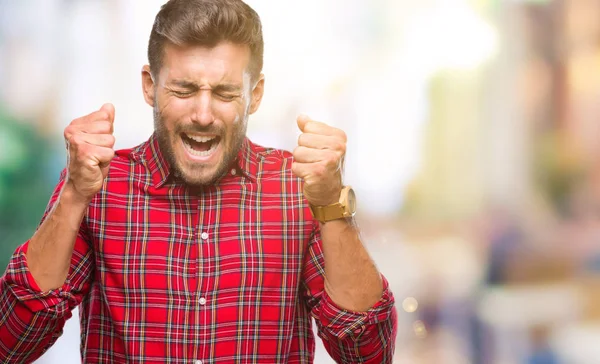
[309,186,356,223]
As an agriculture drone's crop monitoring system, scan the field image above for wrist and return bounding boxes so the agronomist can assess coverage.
[313,193,341,207]
[319,216,357,227]
[61,181,93,208]
[309,186,356,223]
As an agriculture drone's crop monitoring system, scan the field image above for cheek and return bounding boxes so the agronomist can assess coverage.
[159,96,187,116]
[214,101,246,122]
[158,98,190,127]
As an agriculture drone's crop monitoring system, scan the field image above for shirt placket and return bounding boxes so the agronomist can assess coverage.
[191,187,218,363]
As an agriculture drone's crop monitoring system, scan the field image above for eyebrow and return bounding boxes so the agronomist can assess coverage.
[212,84,243,93]
[168,80,199,89]
[168,80,243,93]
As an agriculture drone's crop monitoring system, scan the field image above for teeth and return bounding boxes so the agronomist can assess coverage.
[183,138,218,157]
[186,134,216,143]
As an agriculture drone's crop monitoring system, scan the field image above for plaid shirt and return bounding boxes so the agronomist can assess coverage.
[0,135,397,363]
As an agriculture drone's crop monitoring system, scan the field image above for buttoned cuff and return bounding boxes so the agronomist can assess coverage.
[317,275,395,341]
[4,242,71,315]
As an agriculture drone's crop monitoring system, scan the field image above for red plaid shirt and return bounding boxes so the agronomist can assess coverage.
[0,135,397,363]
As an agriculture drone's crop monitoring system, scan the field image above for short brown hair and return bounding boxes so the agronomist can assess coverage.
[148,0,264,81]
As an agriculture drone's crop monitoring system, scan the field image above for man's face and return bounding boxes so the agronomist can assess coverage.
[142,42,264,186]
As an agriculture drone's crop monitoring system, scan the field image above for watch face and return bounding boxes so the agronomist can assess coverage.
[347,188,357,213]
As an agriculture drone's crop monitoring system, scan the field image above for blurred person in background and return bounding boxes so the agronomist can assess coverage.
[0,0,397,363]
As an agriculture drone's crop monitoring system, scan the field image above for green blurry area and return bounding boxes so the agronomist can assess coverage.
[0,106,56,271]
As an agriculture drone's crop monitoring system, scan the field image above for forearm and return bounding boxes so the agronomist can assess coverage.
[320,218,383,312]
[25,182,90,291]
[303,217,397,362]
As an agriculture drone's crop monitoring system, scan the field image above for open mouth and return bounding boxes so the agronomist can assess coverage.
[181,133,221,157]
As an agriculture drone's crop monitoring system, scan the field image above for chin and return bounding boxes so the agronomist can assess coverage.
[178,166,222,186]
[179,155,237,186]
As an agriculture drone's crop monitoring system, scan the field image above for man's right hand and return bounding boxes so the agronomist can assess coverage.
[63,103,116,203]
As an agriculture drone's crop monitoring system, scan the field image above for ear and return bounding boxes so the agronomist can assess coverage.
[248,74,265,115]
[141,65,156,107]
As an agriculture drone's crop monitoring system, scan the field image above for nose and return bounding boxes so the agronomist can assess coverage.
[190,90,215,127]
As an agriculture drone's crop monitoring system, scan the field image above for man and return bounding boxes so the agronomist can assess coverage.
[0,0,397,362]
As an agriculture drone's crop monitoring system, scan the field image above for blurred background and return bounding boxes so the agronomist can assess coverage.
[1,0,600,363]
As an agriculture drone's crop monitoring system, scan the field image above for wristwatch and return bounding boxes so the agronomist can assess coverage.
[309,186,357,223]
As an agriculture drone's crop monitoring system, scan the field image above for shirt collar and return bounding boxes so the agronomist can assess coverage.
[136,133,260,188]
[235,137,259,182]
[137,133,171,188]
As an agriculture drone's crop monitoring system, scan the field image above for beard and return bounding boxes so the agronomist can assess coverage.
[153,104,248,186]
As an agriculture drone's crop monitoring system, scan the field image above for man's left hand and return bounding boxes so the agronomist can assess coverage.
[292,114,346,206]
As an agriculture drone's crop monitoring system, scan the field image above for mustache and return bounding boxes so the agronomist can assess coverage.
[152,106,225,136]
[176,124,224,136]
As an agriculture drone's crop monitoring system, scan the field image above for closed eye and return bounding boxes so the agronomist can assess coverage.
[171,90,195,98]
[215,93,239,102]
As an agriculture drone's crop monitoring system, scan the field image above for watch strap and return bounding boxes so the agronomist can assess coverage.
[309,203,346,223]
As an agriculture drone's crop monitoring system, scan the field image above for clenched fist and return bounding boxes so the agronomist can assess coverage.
[292,114,346,206]
[63,103,116,202]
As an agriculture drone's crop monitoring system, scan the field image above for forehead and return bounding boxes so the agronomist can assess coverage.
[159,42,251,85]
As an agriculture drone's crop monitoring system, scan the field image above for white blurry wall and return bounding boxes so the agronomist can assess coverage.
[0,0,497,362]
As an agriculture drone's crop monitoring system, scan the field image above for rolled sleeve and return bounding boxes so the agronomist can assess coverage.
[4,242,72,316]
[302,222,398,363]
[0,238,92,363]
[317,275,396,342]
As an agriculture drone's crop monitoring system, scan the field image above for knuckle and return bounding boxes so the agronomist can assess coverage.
[98,146,114,160]
[106,134,116,146]
[314,164,326,176]
[70,116,82,125]
[332,141,345,153]
[101,121,113,133]
[69,133,82,147]
[292,146,302,157]
[63,126,72,140]
[326,151,338,165]
[97,111,109,121]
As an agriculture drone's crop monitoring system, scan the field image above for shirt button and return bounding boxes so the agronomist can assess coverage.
[194,360,203,364]
[201,232,209,240]
[231,168,237,176]
[199,297,207,305]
